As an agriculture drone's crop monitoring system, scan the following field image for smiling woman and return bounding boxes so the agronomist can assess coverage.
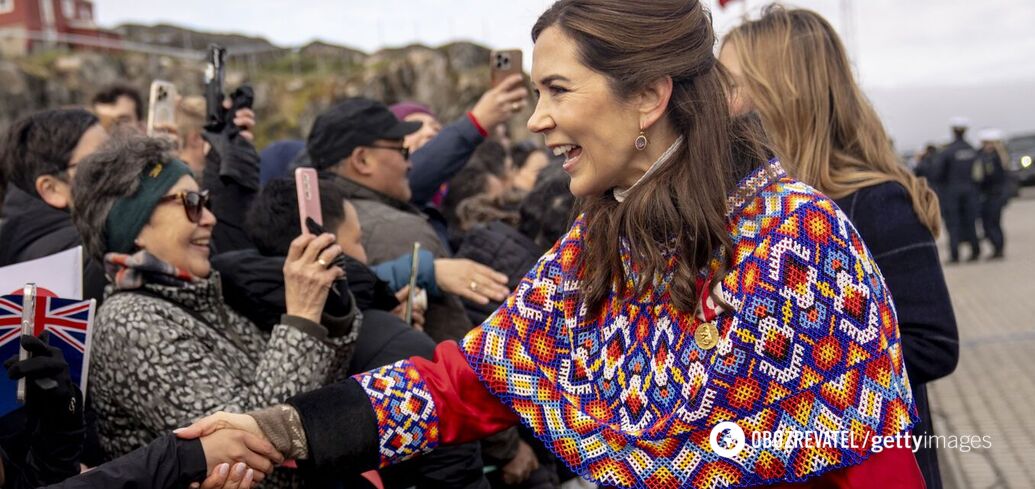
[178,1,922,488]
[68,135,359,487]
[525,0,768,314]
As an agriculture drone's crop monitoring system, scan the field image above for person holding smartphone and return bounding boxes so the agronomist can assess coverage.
[393,73,528,208]
[69,135,355,488]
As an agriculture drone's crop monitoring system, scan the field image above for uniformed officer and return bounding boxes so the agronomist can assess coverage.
[933,117,982,263]
[977,128,1010,259]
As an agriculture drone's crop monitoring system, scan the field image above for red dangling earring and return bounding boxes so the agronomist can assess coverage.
[634,130,648,151]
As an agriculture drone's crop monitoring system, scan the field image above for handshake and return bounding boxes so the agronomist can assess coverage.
[176,411,284,489]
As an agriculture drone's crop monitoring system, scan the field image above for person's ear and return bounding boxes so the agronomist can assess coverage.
[637,76,674,131]
[35,174,71,210]
[349,147,376,177]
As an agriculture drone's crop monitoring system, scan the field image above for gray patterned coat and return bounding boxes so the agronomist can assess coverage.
[89,272,353,462]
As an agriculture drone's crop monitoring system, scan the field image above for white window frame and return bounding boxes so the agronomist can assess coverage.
[0,0,16,15]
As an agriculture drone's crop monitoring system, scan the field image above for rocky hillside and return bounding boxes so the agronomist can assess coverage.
[0,24,530,148]
[116,23,277,52]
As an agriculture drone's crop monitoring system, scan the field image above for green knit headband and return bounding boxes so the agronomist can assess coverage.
[105,159,193,255]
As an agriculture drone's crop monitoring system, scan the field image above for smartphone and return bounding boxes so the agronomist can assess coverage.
[490,49,523,88]
[295,168,322,235]
[204,44,227,132]
[146,80,178,137]
[15,283,37,404]
[404,242,421,326]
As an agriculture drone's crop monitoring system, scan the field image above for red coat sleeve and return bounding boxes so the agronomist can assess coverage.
[410,340,521,444]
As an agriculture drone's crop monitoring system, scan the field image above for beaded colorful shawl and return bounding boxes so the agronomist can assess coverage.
[460,160,917,488]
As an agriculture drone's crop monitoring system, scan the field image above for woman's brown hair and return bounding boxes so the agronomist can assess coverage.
[724,5,941,236]
[533,0,769,314]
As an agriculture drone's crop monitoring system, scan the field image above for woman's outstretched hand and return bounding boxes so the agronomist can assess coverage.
[176,411,267,440]
[177,412,281,487]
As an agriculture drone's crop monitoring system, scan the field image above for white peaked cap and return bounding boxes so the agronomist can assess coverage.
[949,116,971,128]
[977,128,1004,142]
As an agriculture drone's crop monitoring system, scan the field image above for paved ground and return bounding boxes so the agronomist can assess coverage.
[932,188,1035,489]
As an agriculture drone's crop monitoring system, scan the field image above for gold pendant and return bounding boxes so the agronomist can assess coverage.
[695,322,720,350]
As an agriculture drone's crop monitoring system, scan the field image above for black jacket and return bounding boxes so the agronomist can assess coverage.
[454,221,543,325]
[933,138,981,191]
[24,435,204,489]
[212,248,397,329]
[211,248,441,377]
[0,405,83,488]
[0,187,107,303]
[978,148,1009,196]
[202,128,261,254]
[210,249,371,337]
[835,182,959,489]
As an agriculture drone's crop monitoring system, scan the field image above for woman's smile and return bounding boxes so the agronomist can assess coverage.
[550,143,584,173]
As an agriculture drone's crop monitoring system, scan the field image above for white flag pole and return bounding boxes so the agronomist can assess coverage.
[79,299,97,397]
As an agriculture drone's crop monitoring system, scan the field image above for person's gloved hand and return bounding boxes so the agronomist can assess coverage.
[4,332,84,431]
[203,86,260,192]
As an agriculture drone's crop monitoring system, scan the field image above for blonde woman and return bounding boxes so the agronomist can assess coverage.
[721,6,958,488]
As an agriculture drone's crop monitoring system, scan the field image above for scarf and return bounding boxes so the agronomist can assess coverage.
[104,250,195,290]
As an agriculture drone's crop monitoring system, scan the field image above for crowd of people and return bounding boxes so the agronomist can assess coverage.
[0,1,979,488]
[913,120,1015,262]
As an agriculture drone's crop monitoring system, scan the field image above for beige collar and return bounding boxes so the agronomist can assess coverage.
[613,136,684,203]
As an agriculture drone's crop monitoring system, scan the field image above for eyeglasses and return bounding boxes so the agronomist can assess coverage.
[158,190,211,223]
[366,144,410,160]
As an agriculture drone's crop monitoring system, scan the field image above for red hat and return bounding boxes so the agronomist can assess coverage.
[390,101,435,121]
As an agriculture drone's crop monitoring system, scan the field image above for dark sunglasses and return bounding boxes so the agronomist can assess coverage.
[158,190,211,223]
[366,144,410,160]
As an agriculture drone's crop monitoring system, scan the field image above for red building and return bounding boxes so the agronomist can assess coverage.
[0,0,120,56]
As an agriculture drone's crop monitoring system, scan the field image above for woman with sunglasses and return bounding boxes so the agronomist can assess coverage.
[70,135,356,487]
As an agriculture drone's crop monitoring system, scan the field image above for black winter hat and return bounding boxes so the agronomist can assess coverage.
[306,98,421,170]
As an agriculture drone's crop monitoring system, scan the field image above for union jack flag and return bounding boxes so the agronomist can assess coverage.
[0,292,95,417]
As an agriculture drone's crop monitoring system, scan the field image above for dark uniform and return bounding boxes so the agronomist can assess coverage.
[979,148,1009,258]
[933,137,982,261]
[914,152,938,182]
